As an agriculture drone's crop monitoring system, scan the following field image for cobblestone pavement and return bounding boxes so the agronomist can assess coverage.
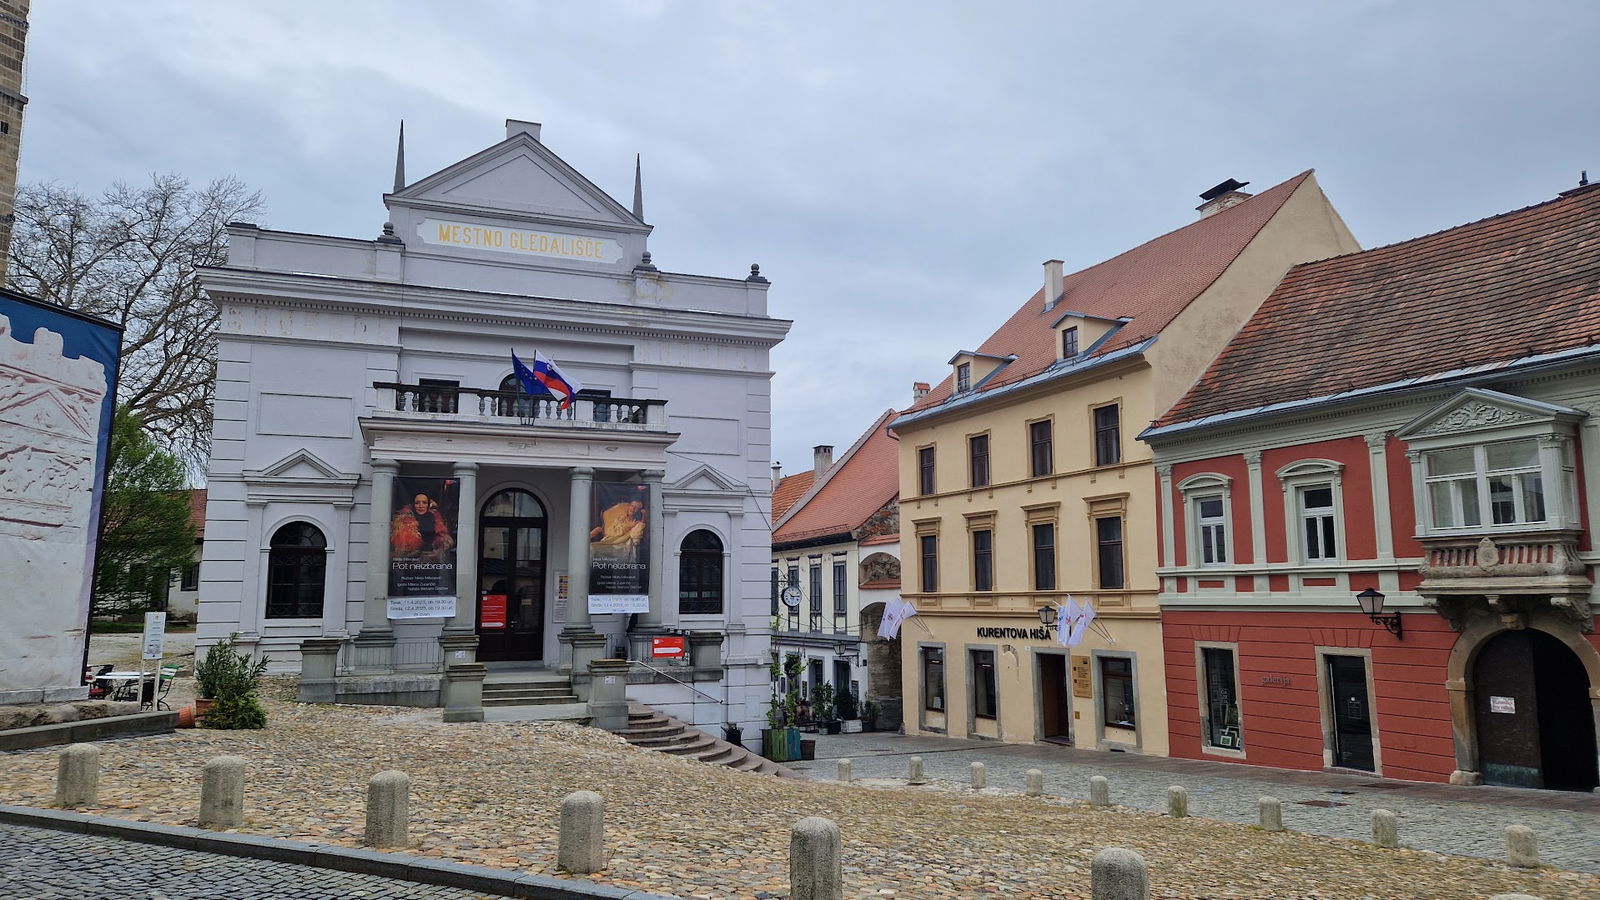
[792,730,1600,874]
[0,822,501,899]
[2,698,1596,899]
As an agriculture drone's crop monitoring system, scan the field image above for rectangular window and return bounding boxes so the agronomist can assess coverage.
[180,563,200,592]
[972,529,993,592]
[969,434,990,488]
[1032,522,1056,591]
[971,649,997,719]
[956,362,971,393]
[770,567,779,616]
[1201,647,1243,750]
[1030,420,1053,477]
[1197,496,1227,566]
[1299,485,1337,561]
[1100,656,1136,728]
[787,565,800,617]
[919,534,939,592]
[1426,439,1545,529]
[1096,516,1125,589]
[832,561,847,616]
[809,564,823,614]
[918,446,936,496]
[1094,404,1121,466]
[1062,326,1079,357]
[922,646,945,711]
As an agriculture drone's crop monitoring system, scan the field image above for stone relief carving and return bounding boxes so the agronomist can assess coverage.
[1417,400,1538,436]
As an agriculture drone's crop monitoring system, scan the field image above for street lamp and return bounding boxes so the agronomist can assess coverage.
[1037,605,1058,628]
[1355,588,1403,639]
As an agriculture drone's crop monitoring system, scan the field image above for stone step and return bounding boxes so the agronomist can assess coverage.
[616,723,679,738]
[612,702,804,780]
[481,690,581,703]
[482,684,576,697]
[482,694,581,708]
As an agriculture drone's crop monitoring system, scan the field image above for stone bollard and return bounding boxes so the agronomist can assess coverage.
[1504,825,1539,868]
[1371,809,1398,849]
[970,761,986,790]
[1258,796,1283,832]
[199,755,246,829]
[1089,775,1110,808]
[1167,785,1189,818]
[837,759,852,783]
[54,743,99,808]
[1091,847,1150,900]
[364,770,409,848]
[907,756,926,785]
[790,816,843,900]
[558,790,606,874]
[1025,768,1044,796]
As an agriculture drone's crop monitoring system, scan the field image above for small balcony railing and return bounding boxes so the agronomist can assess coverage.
[372,382,668,431]
[776,611,861,640]
[1417,529,1585,580]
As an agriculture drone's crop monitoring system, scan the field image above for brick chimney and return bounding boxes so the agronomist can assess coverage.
[913,381,930,403]
[1043,259,1065,311]
[1196,178,1253,218]
[813,445,834,478]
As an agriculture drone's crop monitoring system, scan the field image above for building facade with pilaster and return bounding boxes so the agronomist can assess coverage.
[194,120,790,730]
[1144,179,1600,790]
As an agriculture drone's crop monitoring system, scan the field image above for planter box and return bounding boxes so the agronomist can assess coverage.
[841,719,863,734]
[761,727,802,762]
[823,720,842,735]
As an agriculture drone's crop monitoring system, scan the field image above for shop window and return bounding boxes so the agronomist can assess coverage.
[922,646,945,711]
[1094,404,1121,466]
[1032,522,1056,591]
[1095,516,1125,589]
[1030,420,1053,477]
[971,649,997,719]
[918,446,936,495]
[1099,655,1136,728]
[972,529,993,592]
[678,530,723,614]
[266,522,326,618]
[969,434,990,488]
[1200,646,1243,750]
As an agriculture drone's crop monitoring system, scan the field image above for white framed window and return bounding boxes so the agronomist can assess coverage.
[1277,460,1345,565]
[1424,439,1546,530]
[1177,473,1233,569]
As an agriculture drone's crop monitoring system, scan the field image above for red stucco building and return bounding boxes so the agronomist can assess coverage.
[1143,180,1600,791]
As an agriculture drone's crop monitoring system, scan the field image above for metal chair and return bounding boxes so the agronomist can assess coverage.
[152,665,180,711]
[85,665,113,699]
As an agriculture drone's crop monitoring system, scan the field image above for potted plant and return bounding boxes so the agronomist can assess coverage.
[838,685,863,733]
[814,682,840,735]
[191,636,236,718]
[861,699,880,733]
[198,638,270,730]
[760,653,805,762]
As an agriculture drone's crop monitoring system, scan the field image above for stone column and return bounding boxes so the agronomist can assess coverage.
[559,466,596,673]
[441,462,479,666]
[353,459,399,673]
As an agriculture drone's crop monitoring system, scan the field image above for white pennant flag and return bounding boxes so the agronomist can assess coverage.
[877,598,909,639]
[1057,596,1076,647]
[1067,597,1098,647]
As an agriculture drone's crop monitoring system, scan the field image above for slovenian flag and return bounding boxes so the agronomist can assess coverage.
[512,350,584,410]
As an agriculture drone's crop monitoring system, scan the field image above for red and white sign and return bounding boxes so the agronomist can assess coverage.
[651,636,686,659]
[480,593,508,630]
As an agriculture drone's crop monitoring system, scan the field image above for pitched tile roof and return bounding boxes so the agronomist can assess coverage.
[773,409,900,546]
[771,472,814,523]
[906,172,1315,413]
[1157,181,1600,428]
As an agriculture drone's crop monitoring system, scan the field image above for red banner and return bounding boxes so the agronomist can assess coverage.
[480,593,508,630]
[651,636,685,659]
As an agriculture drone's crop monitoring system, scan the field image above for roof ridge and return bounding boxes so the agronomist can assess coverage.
[772,408,899,538]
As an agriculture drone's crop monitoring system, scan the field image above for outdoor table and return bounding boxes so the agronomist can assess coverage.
[94,671,144,702]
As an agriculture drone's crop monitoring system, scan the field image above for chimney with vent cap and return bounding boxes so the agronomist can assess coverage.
[1196,178,1252,218]
[772,462,782,484]
[913,382,930,403]
[813,445,834,477]
[1043,259,1064,311]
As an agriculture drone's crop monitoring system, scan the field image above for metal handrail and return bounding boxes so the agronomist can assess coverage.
[633,658,723,705]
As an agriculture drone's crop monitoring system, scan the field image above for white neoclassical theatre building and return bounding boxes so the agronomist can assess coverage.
[195,120,790,728]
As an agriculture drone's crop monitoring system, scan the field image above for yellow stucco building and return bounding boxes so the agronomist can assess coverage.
[891,174,1358,754]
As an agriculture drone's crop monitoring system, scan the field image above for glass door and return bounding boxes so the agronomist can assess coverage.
[477,489,547,662]
[1326,655,1375,771]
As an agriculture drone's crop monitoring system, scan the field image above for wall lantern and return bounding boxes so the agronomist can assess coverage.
[1037,605,1059,628]
[1355,588,1403,640]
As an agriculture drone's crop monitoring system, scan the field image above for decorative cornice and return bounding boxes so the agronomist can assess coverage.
[1414,399,1538,436]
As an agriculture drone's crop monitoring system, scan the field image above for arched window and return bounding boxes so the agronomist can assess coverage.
[266,522,326,618]
[678,529,724,615]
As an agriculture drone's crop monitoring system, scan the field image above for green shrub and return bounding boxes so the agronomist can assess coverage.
[202,692,267,730]
[195,636,270,730]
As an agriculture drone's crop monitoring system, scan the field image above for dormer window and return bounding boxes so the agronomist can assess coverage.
[1062,327,1079,357]
[956,362,971,393]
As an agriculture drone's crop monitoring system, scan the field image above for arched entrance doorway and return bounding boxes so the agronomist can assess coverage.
[1472,629,1598,791]
[477,488,548,663]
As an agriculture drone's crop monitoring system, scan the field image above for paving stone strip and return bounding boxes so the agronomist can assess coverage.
[1,698,1594,899]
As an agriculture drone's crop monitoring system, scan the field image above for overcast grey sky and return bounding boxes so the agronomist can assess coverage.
[25,1,1600,474]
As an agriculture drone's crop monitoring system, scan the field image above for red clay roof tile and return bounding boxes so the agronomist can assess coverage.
[771,472,814,523]
[773,410,900,545]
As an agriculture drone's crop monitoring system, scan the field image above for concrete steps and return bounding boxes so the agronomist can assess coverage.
[481,677,580,708]
[614,703,803,779]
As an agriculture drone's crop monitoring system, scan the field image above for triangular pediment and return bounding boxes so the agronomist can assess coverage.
[247,449,352,483]
[1396,388,1586,440]
[390,135,645,232]
[667,463,743,494]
